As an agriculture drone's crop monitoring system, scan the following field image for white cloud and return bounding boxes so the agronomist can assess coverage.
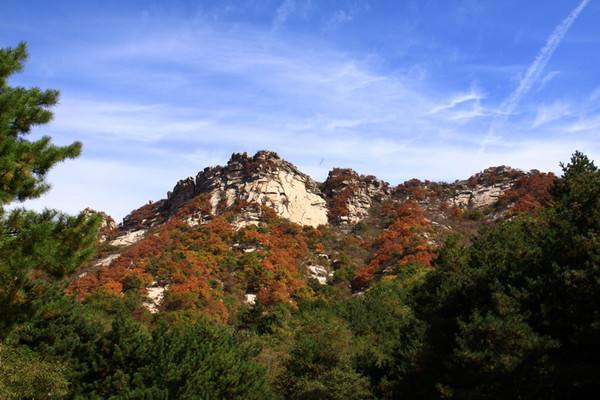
[16,151,227,222]
[428,91,483,114]
[328,10,352,28]
[532,101,572,128]
[323,4,368,32]
[272,0,304,31]
[482,0,590,152]
[535,70,561,93]
[566,115,600,133]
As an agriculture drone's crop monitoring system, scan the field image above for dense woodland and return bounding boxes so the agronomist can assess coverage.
[2,43,599,399]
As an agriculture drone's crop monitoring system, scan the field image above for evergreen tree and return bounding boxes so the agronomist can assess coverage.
[342,265,428,399]
[281,309,373,399]
[0,42,100,339]
[0,343,69,399]
[411,152,600,399]
[139,318,275,399]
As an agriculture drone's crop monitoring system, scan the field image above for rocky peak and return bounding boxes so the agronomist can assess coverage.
[165,152,394,228]
[322,168,391,224]
[83,207,118,242]
[167,151,328,227]
[449,166,525,210]
[125,153,549,242]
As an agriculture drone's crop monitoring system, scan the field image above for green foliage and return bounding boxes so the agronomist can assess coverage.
[17,293,274,399]
[342,270,428,398]
[332,266,355,283]
[467,209,484,220]
[410,152,600,398]
[549,151,600,266]
[352,221,368,233]
[0,209,99,337]
[0,42,100,339]
[288,367,372,400]
[281,309,373,399]
[236,298,283,335]
[0,43,80,203]
[140,319,274,399]
[0,343,69,399]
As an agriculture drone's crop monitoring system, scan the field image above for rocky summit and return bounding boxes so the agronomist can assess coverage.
[167,151,329,227]
[76,150,555,316]
[116,150,552,237]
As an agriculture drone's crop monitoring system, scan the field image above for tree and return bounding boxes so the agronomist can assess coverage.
[18,296,275,399]
[281,309,373,399]
[343,271,428,399]
[0,343,69,399]
[138,318,275,399]
[0,42,100,339]
[410,152,600,399]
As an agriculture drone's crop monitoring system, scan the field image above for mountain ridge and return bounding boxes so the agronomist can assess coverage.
[116,150,552,234]
[75,150,555,314]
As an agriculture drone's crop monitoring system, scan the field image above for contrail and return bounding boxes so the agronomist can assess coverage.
[501,0,589,116]
[482,0,589,150]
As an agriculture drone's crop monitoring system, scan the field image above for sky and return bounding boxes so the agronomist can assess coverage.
[2,0,600,222]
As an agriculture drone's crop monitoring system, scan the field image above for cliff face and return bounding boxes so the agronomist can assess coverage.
[111,150,552,244]
[167,151,329,227]
[322,168,391,224]
[446,166,524,210]
[164,151,397,229]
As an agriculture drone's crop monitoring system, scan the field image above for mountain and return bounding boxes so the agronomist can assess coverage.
[72,150,554,317]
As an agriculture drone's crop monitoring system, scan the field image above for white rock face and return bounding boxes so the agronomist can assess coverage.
[451,172,520,210]
[83,207,118,242]
[143,281,168,314]
[345,182,388,224]
[94,253,121,267]
[244,293,257,305]
[323,168,391,224]
[169,151,329,227]
[221,170,329,227]
[110,229,147,247]
[470,183,513,208]
[307,265,329,285]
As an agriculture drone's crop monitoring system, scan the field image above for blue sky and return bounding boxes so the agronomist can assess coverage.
[2,0,599,221]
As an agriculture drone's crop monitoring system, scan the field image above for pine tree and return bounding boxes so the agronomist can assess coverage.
[410,152,600,399]
[0,42,100,339]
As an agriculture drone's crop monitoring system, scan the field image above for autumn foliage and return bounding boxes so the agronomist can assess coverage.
[498,171,555,213]
[70,198,325,320]
[69,162,556,325]
[353,200,434,289]
[324,168,382,221]
[122,200,169,229]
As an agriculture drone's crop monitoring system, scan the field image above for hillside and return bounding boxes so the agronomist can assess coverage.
[71,150,555,316]
[11,149,600,399]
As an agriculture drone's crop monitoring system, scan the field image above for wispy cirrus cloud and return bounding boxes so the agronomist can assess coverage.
[532,101,572,128]
[428,91,483,114]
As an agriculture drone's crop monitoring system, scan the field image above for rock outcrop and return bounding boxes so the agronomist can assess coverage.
[448,166,524,210]
[83,207,118,242]
[167,151,329,227]
[322,168,391,224]
[76,151,555,308]
[113,152,548,247]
